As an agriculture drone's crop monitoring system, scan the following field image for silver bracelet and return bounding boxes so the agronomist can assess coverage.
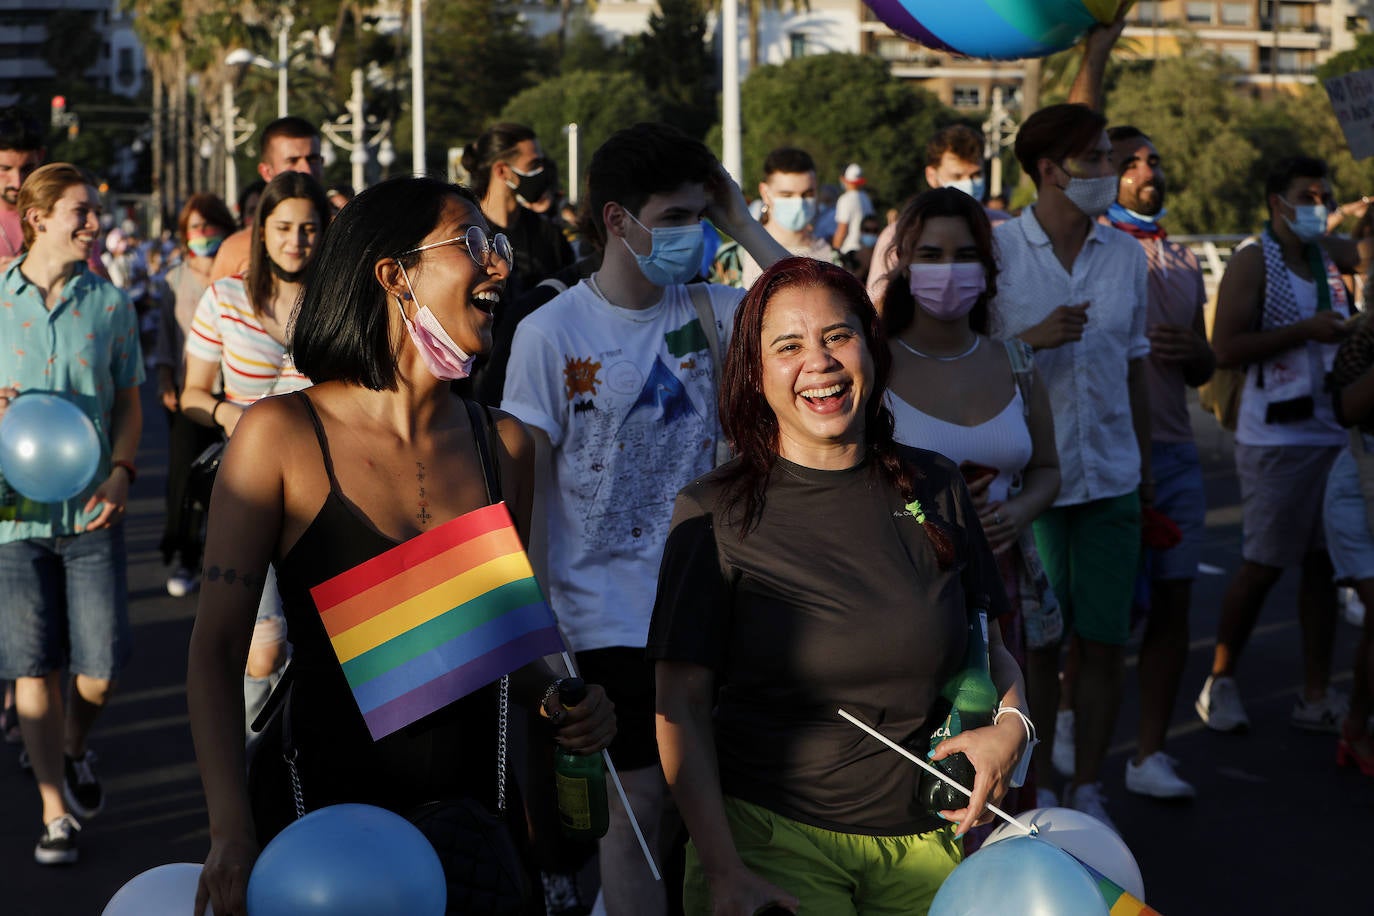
[538,677,567,717]
[994,706,1037,788]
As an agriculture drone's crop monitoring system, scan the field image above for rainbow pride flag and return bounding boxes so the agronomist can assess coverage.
[1076,858,1163,915]
[310,502,564,740]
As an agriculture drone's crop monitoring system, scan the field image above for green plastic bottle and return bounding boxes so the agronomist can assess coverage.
[553,678,609,839]
[919,610,999,813]
[0,469,16,522]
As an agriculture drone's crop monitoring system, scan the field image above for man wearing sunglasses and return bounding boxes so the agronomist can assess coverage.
[502,122,787,915]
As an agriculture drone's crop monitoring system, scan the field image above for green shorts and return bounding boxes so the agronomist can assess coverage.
[1032,491,1142,646]
[683,796,962,916]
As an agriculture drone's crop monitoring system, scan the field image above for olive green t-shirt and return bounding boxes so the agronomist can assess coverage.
[647,446,1007,836]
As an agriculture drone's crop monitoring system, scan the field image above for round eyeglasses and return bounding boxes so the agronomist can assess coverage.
[399,225,514,269]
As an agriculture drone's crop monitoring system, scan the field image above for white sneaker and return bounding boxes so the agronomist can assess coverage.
[1052,709,1075,778]
[1066,782,1117,833]
[1035,787,1058,809]
[1125,751,1196,799]
[1340,587,1366,627]
[166,567,199,598]
[1291,690,1349,734]
[1195,675,1249,733]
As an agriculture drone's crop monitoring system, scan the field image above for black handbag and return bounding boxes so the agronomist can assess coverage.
[185,436,226,513]
[252,398,530,916]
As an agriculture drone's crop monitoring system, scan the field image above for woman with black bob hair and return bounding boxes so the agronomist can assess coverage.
[649,257,1030,914]
[188,176,616,916]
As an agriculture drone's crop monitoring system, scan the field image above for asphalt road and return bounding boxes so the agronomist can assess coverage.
[1,384,1366,914]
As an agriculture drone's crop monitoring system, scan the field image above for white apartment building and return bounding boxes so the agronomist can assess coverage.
[0,0,144,108]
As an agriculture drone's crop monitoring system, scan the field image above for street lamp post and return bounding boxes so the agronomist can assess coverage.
[321,68,393,191]
[411,0,426,176]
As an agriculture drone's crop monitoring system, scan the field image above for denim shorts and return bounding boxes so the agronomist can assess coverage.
[0,525,132,680]
[1150,440,1207,582]
[1324,446,1374,583]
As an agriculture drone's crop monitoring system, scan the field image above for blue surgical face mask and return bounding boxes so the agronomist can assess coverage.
[946,177,986,202]
[1280,198,1328,243]
[622,209,705,286]
[769,196,816,232]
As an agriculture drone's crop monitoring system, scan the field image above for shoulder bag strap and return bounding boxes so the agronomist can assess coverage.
[462,397,510,812]
[688,283,732,465]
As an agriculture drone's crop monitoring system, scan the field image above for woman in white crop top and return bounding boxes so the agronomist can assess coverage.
[879,189,1061,830]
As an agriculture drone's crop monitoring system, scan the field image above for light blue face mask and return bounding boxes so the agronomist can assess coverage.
[1280,198,1328,243]
[945,177,986,202]
[623,209,705,286]
[769,196,817,232]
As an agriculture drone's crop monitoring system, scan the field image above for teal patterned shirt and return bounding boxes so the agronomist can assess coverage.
[0,256,144,540]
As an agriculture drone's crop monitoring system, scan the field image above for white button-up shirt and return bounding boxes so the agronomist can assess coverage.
[989,206,1150,507]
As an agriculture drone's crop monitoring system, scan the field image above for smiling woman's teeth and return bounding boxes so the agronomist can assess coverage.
[801,384,844,400]
[472,290,500,309]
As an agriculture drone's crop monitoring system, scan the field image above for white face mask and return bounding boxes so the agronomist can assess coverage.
[1279,198,1328,243]
[945,177,986,202]
[1061,174,1119,218]
[396,265,476,381]
[769,197,816,232]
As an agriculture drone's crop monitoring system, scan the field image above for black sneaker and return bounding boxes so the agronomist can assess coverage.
[62,750,104,818]
[34,814,79,865]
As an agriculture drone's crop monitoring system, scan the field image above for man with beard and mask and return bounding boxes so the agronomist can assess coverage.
[1101,125,1214,801]
[1196,156,1357,740]
[985,103,1151,830]
[867,124,1008,306]
[502,122,787,916]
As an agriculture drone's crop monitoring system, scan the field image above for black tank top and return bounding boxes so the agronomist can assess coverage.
[252,392,501,841]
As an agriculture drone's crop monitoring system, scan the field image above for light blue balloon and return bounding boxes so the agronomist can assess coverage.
[102,862,208,916]
[0,393,102,502]
[246,804,446,916]
[931,836,1110,916]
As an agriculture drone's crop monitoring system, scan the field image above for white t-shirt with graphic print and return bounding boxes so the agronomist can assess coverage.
[502,280,744,652]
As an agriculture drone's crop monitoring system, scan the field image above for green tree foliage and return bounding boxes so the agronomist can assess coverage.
[555,18,631,75]
[498,70,660,197]
[419,0,548,162]
[1317,33,1374,83]
[627,0,716,139]
[715,53,954,209]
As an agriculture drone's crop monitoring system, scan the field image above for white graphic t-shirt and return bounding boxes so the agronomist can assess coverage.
[502,280,744,651]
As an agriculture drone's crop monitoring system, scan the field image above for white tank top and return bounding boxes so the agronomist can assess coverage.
[889,388,1033,504]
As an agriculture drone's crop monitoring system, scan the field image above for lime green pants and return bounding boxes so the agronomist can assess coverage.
[683,796,963,915]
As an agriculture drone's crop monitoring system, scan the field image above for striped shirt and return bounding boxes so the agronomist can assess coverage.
[184,277,309,406]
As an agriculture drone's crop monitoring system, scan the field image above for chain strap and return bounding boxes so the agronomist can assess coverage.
[496,674,509,813]
[285,747,306,819]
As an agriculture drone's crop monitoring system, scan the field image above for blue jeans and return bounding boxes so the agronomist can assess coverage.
[0,525,132,680]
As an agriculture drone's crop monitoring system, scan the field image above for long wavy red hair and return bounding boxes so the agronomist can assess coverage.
[718,257,954,566]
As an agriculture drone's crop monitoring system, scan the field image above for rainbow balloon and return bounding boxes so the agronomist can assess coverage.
[864,0,1122,61]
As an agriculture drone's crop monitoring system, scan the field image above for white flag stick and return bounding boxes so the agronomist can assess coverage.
[561,651,662,881]
[837,708,1032,837]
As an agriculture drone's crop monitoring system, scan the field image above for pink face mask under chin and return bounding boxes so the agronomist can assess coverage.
[396,266,476,381]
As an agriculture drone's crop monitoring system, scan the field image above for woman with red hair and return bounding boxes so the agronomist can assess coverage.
[649,257,1029,914]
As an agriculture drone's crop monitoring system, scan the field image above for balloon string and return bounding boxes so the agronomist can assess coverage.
[837,708,1034,837]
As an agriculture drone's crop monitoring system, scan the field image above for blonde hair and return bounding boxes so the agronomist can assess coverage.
[17,162,96,248]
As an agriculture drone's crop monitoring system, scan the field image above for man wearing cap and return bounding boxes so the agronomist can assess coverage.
[831,163,874,261]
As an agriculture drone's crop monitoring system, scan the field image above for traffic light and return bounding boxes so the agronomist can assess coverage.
[51,95,65,128]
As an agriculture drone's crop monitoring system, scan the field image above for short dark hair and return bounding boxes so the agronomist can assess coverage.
[1265,155,1328,200]
[762,147,816,178]
[882,188,998,335]
[258,116,319,164]
[293,177,482,391]
[246,172,330,315]
[1014,103,1108,188]
[177,193,237,243]
[586,122,717,235]
[0,106,44,153]
[925,124,984,170]
[1106,125,1151,145]
[461,122,537,198]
